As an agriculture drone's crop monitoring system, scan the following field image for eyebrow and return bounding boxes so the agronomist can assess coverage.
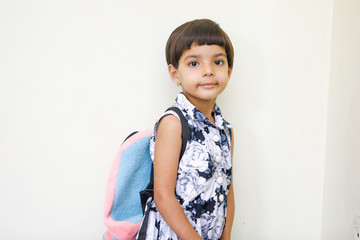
[183,53,227,61]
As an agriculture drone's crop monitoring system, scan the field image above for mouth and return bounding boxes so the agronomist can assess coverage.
[199,82,218,89]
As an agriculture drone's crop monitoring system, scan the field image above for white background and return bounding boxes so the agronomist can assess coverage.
[0,0,359,239]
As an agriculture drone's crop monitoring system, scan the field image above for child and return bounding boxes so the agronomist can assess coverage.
[138,19,234,240]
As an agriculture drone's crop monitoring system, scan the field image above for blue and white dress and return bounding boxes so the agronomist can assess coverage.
[140,93,232,240]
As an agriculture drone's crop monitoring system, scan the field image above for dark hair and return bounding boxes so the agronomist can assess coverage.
[165,19,234,69]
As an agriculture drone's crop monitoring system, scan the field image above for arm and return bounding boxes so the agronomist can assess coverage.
[221,128,235,240]
[153,115,202,240]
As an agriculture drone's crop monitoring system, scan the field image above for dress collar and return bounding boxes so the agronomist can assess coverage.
[174,92,231,130]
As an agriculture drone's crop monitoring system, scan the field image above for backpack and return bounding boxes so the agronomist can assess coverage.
[103,107,190,240]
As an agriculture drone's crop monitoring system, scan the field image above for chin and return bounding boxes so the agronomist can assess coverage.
[198,94,219,102]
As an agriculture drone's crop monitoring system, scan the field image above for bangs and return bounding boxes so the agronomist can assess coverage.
[166,19,234,69]
[182,24,227,49]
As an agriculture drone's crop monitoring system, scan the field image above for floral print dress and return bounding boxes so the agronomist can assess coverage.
[139,93,232,240]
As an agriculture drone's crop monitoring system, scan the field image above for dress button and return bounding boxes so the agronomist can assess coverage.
[215,155,222,163]
[217,176,223,185]
[212,134,220,142]
[219,194,224,202]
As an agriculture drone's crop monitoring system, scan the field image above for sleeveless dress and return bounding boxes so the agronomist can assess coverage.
[139,93,232,240]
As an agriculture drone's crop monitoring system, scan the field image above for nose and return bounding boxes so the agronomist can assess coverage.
[202,63,214,77]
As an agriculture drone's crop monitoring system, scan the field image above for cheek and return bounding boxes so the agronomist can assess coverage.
[220,80,230,89]
[177,69,189,80]
[218,71,230,82]
[180,72,197,83]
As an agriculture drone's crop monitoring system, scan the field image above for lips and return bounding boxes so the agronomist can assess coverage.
[199,82,217,89]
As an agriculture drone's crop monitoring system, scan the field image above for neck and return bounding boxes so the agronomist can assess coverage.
[197,101,216,123]
[183,94,217,123]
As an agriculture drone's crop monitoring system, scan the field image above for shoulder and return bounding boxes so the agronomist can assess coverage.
[155,114,181,140]
[153,114,182,161]
[157,114,181,131]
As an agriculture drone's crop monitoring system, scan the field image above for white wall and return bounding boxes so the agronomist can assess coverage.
[321,0,360,239]
[0,0,334,239]
[227,1,332,239]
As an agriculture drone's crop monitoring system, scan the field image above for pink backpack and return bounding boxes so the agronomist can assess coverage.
[103,107,189,240]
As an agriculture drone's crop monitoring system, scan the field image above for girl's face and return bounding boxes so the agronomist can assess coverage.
[169,44,232,106]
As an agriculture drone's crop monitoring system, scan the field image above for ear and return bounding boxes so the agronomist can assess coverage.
[227,67,233,79]
[168,64,180,86]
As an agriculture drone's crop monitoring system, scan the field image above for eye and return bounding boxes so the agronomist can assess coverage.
[189,61,199,67]
[214,60,224,65]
